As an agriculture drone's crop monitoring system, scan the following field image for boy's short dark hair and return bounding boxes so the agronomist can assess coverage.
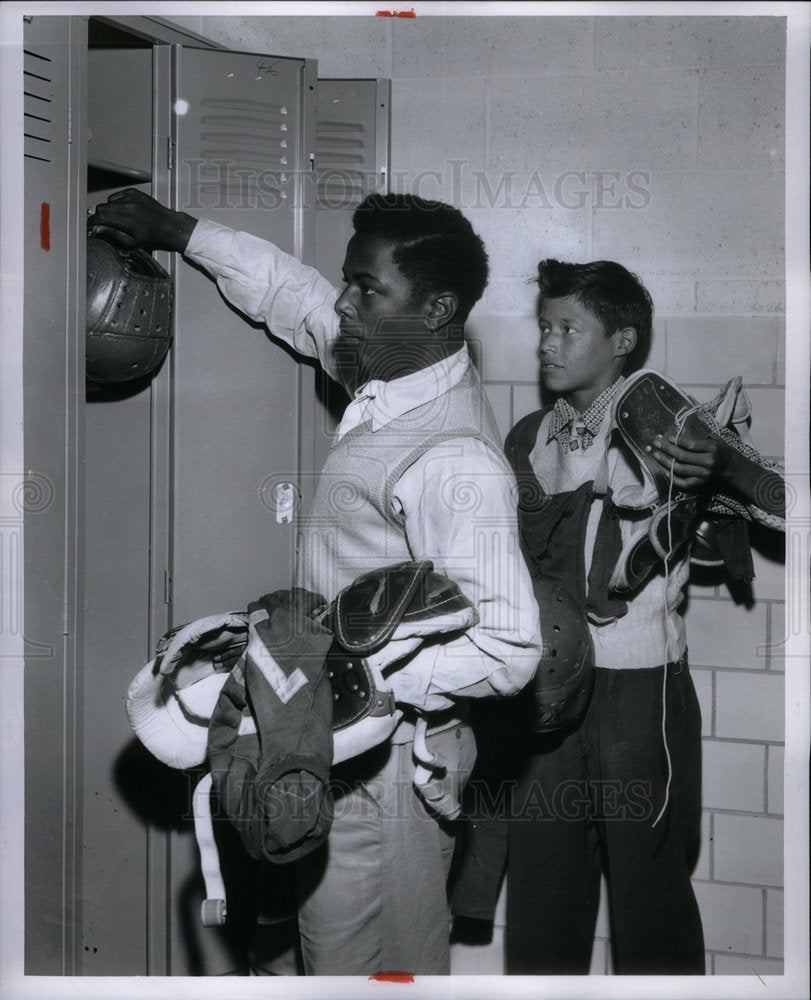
[535,259,653,371]
[352,194,489,324]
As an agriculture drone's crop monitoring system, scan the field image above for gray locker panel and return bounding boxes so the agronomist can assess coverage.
[79,29,175,976]
[309,79,391,473]
[169,46,311,975]
[143,44,176,977]
[86,47,153,178]
[315,78,388,287]
[82,388,154,974]
[22,20,316,976]
[23,14,87,976]
[172,46,306,620]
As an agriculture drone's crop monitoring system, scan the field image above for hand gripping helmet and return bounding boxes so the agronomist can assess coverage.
[86,235,174,383]
[529,578,596,733]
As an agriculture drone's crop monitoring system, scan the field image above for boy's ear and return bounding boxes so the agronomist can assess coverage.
[426,292,459,331]
[615,326,637,359]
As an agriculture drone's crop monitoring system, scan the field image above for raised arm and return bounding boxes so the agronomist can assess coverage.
[88,189,342,381]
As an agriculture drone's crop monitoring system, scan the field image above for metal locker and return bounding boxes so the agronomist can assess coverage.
[167,44,317,976]
[22,14,87,976]
[22,14,318,976]
[171,45,316,622]
[314,77,390,287]
[303,77,391,479]
[83,26,179,978]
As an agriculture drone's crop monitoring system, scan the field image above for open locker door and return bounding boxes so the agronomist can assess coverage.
[172,45,316,620]
[167,45,316,975]
[306,77,391,474]
[22,14,87,975]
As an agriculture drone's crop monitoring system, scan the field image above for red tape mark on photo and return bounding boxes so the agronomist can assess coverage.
[40,202,50,250]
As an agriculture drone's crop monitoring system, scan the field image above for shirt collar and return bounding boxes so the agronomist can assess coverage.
[547,377,626,445]
[357,346,470,432]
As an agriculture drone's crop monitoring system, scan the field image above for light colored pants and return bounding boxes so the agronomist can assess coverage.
[295,725,474,975]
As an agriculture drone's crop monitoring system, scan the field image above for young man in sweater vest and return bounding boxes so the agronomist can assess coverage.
[90,189,541,976]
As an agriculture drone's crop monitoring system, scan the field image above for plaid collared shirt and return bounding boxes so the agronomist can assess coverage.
[547,377,626,452]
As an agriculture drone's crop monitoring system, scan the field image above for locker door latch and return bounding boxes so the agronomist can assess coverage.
[275,482,298,524]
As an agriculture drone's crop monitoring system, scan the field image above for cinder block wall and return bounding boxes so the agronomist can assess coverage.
[167,12,787,977]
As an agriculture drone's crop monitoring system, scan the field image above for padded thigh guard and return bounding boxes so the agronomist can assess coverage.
[610,371,708,594]
[614,370,712,502]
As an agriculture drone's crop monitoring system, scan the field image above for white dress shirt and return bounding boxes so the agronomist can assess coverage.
[185,219,541,710]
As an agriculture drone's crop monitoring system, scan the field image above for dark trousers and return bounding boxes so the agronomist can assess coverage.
[506,658,705,975]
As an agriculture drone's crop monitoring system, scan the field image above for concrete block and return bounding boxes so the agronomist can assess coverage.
[468,315,542,385]
[702,740,765,813]
[450,924,504,974]
[391,16,591,79]
[746,383,786,444]
[685,596,769,670]
[449,167,603,217]
[490,72,697,172]
[765,888,783,957]
[692,668,714,737]
[698,66,785,168]
[646,278,697,314]
[693,881,762,954]
[713,954,784,975]
[696,280,786,315]
[637,322,668,375]
[776,321,785,386]
[742,386,785,456]
[193,15,392,76]
[594,16,786,70]
[767,744,784,816]
[765,602,788,672]
[694,810,712,880]
[592,170,784,280]
[666,317,779,386]
[478,273,539,319]
[390,77,488,183]
[480,381,511,445]
[750,544,787,605]
[466,203,591,285]
[715,671,784,743]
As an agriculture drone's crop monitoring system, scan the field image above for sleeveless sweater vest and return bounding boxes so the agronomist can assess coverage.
[296,365,506,601]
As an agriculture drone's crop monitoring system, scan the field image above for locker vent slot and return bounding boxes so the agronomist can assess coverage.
[192,97,290,198]
[316,119,373,206]
[24,48,52,162]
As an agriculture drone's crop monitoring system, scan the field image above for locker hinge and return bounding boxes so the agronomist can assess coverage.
[62,599,70,636]
[167,137,175,171]
[163,570,173,605]
[309,152,315,172]
[67,105,72,145]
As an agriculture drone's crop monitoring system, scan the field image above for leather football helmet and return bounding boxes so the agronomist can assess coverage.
[86,235,174,383]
